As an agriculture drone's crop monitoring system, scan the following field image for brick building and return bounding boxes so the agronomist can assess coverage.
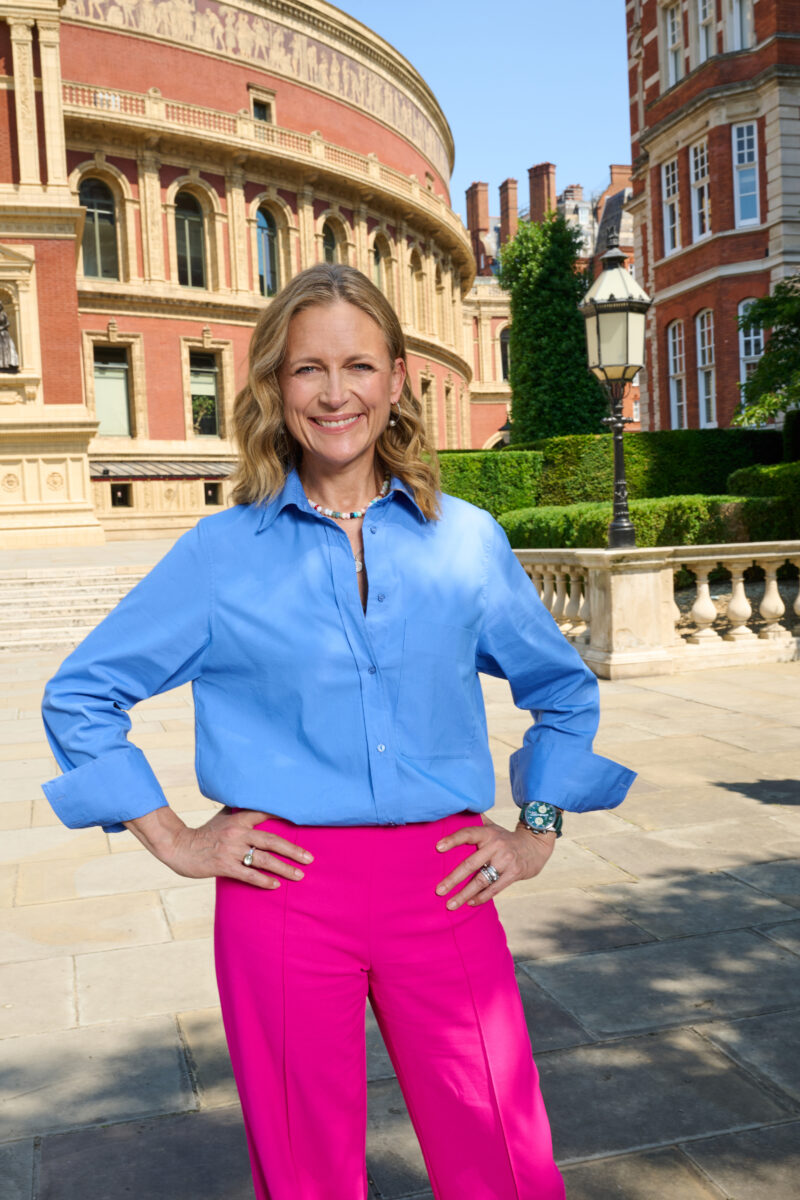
[0,0,479,546]
[626,0,800,431]
[464,164,641,443]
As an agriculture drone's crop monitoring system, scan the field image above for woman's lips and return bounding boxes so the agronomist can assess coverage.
[309,414,364,432]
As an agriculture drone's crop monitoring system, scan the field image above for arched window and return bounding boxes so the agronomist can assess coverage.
[372,241,382,289]
[79,178,119,280]
[257,207,279,297]
[667,320,687,429]
[500,328,511,381]
[175,191,206,288]
[322,221,337,264]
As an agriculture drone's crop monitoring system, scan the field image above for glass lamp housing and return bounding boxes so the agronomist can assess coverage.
[580,239,652,384]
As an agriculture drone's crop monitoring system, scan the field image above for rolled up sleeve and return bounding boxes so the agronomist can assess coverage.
[41,523,212,832]
[476,518,635,813]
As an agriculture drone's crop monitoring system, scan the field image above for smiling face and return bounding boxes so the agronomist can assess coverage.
[278,300,406,478]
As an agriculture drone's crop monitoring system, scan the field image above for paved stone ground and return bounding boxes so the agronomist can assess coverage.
[2,646,799,1199]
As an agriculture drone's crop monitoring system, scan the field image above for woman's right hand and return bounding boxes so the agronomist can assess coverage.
[123,805,314,889]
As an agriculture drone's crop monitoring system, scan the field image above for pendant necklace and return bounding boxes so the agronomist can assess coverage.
[306,474,390,573]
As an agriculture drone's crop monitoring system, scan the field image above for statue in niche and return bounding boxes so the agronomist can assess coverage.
[0,303,20,373]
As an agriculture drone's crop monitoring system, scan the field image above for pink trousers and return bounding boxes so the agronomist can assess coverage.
[214,809,565,1200]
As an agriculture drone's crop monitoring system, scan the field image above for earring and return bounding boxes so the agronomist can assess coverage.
[388,403,400,428]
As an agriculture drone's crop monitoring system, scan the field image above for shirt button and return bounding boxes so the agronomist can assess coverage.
[368,665,377,675]
[377,743,386,753]
[370,526,377,534]
[377,593,385,602]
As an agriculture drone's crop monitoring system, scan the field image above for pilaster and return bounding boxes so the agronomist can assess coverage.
[36,19,68,188]
[137,151,165,282]
[226,168,249,294]
[9,19,40,187]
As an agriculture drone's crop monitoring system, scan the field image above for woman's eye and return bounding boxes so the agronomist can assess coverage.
[351,363,374,371]
[295,365,316,375]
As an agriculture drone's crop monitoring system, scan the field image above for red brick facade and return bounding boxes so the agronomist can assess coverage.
[627,0,800,431]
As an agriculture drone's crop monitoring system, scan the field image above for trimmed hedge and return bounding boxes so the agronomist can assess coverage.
[438,450,543,518]
[519,429,783,506]
[727,460,800,530]
[498,494,795,550]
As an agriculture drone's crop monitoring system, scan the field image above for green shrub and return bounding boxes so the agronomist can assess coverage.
[438,450,543,517]
[525,429,783,506]
[727,460,800,531]
[783,410,800,462]
[498,494,795,549]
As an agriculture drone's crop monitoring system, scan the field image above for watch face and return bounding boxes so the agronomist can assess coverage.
[523,802,557,830]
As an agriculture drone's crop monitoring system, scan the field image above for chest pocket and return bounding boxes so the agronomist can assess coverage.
[395,619,479,759]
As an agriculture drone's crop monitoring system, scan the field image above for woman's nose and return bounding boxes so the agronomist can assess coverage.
[318,370,348,408]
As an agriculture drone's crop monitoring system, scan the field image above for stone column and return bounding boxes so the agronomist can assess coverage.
[297,185,315,269]
[395,220,411,327]
[226,168,249,294]
[9,20,40,187]
[36,20,68,187]
[354,203,369,274]
[137,151,165,282]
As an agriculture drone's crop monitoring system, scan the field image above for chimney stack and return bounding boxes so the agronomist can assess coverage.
[528,162,556,224]
[499,178,518,246]
[465,181,490,273]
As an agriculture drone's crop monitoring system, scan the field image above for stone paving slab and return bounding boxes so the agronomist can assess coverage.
[682,1121,800,1200]
[14,849,202,905]
[537,1028,791,1162]
[0,1139,35,1200]
[703,1009,800,1105]
[728,859,800,906]
[495,886,654,958]
[560,1147,721,1199]
[0,890,170,962]
[1,1017,195,1140]
[177,1009,240,1109]
[36,1106,253,1200]
[583,873,800,939]
[522,929,800,1037]
[366,1076,429,1199]
[0,957,75,1038]
[76,938,219,1024]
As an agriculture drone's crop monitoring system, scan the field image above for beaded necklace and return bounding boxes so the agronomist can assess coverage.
[306,473,390,573]
[306,474,390,520]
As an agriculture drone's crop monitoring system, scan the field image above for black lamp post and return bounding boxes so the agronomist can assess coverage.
[579,231,652,548]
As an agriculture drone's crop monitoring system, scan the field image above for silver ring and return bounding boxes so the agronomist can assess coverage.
[479,864,499,884]
[243,846,255,867]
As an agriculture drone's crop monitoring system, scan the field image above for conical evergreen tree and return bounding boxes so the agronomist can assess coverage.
[498,214,607,443]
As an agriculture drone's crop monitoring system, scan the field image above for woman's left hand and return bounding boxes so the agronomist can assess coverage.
[434,814,556,909]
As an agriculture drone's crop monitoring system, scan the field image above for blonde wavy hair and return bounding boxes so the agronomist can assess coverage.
[230,263,441,520]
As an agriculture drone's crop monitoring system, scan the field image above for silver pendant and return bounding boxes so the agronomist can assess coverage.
[355,558,363,573]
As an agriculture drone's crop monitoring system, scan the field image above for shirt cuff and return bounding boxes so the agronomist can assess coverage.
[41,745,169,833]
[509,733,636,814]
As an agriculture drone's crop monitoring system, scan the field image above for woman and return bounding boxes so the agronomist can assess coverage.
[42,264,635,1200]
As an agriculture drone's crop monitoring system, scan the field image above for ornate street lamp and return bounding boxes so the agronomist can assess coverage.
[579,231,652,548]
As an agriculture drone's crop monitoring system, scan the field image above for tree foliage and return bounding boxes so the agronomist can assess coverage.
[498,214,607,442]
[733,274,800,426]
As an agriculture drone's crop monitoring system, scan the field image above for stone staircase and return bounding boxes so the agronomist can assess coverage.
[0,565,150,651]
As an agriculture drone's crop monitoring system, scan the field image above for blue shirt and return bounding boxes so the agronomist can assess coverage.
[41,468,635,833]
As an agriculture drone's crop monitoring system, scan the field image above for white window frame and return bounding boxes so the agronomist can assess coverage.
[668,320,687,429]
[697,0,715,63]
[738,298,764,397]
[732,122,760,228]
[690,139,711,242]
[696,310,717,428]
[662,159,681,255]
[664,3,684,88]
[727,0,754,51]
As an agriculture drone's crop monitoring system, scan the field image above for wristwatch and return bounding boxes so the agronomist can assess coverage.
[518,801,563,838]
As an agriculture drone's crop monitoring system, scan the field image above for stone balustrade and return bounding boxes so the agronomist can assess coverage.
[514,542,800,679]
[61,81,471,256]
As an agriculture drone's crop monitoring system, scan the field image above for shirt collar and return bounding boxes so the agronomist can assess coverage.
[254,465,427,533]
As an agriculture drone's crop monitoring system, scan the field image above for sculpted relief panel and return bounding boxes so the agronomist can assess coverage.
[62,0,450,178]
